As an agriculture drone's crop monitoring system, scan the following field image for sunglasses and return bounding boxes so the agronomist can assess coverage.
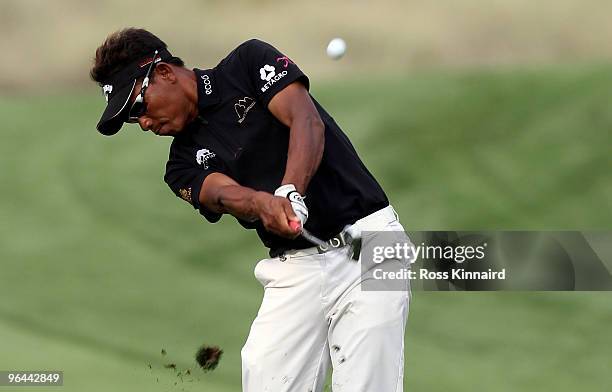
[126,50,159,123]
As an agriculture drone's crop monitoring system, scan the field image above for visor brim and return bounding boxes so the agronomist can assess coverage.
[96,79,137,136]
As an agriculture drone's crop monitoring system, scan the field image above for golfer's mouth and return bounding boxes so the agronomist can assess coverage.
[153,125,176,136]
[151,125,162,135]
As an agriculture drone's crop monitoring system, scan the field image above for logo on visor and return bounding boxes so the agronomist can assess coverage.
[138,56,162,68]
[259,65,276,81]
[196,148,216,169]
[102,84,113,102]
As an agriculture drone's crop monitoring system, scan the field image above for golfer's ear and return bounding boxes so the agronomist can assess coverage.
[154,63,176,82]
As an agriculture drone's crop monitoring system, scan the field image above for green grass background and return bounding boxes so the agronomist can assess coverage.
[1,65,611,391]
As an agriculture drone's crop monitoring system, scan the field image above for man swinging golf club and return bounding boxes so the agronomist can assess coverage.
[91,28,411,391]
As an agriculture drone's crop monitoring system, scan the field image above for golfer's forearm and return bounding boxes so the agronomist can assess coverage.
[205,184,266,221]
[282,114,325,194]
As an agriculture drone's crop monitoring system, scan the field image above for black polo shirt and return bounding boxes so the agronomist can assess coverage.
[164,39,388,254]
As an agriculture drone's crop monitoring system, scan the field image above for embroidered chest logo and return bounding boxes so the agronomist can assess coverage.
[234,97,256,123]
[196,148,216,169]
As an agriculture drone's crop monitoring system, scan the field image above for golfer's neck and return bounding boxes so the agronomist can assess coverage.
[183,68,200,123]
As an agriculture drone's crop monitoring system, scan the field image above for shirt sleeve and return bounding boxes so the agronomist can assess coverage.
[238,39,310,107]
[164,146,227,223]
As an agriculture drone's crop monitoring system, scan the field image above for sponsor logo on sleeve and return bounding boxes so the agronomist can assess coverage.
[234,97,256,123]
[195,148,216,169]
[178,188,192,204]
[276,56,294,68]
[259,64,287,93]
[259,64,275,81]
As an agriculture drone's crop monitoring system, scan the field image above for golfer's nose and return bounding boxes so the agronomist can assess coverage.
[138,117,153,132]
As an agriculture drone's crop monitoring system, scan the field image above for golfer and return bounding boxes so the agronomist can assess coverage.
[91,28,411,392]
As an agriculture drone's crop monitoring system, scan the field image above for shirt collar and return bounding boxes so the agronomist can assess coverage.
[194,68,221,112]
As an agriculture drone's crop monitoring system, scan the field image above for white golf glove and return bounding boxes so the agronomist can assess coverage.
[274,184,308,226]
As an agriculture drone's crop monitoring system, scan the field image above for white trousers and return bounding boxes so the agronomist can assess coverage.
[241,206,411,392]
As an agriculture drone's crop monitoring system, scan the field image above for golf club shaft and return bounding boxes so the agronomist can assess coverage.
[300,228,328,247]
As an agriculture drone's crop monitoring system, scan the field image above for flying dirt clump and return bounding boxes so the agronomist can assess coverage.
[195,345,223,372]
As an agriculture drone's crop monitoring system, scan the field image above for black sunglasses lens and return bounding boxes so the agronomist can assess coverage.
[126,50,158,123]
[129,101,146,119]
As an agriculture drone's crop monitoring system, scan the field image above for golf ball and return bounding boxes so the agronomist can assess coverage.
[326,38,346,60]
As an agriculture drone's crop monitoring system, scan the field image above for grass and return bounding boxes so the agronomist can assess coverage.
[0,65,611,391]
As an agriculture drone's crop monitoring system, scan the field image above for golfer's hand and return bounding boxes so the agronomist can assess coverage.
[274,184,309,226]
[255,193,301,239]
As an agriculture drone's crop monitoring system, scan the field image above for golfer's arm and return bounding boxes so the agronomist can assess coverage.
[199,172,265,221]
[268,82,325,194]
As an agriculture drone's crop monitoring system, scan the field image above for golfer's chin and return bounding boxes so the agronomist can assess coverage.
[158,121,185,137]
[157,113,201,136]
[157,128,179,136]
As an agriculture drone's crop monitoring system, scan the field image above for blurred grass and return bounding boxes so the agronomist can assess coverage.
[0,65,611,391]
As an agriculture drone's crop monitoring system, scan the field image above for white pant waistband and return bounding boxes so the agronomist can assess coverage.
[351,204,398,232]
[281,205,399,258]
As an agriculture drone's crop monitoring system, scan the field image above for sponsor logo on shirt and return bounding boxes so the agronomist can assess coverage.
[259,64,276,81]
[276,56,294,68]
[178,188,192,204]
[234,97,256,123]
[201,74,212,95]
[259,64,288,93]
[196,148,216,169]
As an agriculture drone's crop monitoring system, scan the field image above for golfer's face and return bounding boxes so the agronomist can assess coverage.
[129,73,191,136]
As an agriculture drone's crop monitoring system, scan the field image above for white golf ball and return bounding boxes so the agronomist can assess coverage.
[326,38,346,60]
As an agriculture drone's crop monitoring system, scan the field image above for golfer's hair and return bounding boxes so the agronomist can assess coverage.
[90,28,184,84]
